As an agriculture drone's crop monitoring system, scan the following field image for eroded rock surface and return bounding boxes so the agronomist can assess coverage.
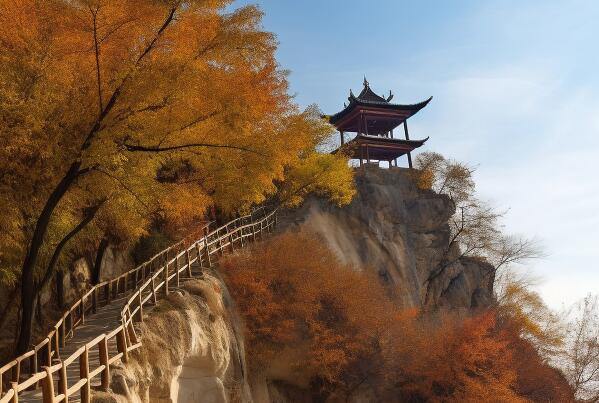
[92,273,251,403]
[280,167,494,310]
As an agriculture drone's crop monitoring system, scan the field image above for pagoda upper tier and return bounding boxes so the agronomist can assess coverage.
[326,78,432,168]
[327,78,432,135]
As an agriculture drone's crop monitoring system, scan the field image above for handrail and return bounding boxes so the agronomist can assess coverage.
[0,209,277,403]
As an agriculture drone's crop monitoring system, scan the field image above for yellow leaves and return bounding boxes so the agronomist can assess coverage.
[496,270,565,357]
[0,0,356,297]
[279,152,356,208]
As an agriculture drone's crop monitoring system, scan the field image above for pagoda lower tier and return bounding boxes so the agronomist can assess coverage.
[334,134,429,163]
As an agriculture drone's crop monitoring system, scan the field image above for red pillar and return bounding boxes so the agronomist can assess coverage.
[404,121,413,169]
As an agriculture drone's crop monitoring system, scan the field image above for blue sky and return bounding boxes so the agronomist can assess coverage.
[232,0,599,308]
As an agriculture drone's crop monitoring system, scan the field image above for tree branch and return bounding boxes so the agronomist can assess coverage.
[123,142,265,156]
[81,3,181,151]
[35,199,106,295]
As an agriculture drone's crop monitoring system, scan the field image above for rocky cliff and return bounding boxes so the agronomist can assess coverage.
[280,167,494,310]
[93,272,251,403]
[93,167,496,403]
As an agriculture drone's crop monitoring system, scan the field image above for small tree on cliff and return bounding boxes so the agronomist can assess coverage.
[414,152,543,300]
[561,294,599,402]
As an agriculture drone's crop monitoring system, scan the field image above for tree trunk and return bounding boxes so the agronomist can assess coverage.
[56,270,65,310]
[92,237,109,285]
[16,161,82,354]
[35,294,43,328]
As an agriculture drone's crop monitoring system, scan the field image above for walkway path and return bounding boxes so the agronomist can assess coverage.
[18,296,126,403]
[0,209,276,403]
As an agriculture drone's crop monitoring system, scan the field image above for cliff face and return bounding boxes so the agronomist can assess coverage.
[93,167,495,403]
[281,167,494,310]
[92,273,252,403]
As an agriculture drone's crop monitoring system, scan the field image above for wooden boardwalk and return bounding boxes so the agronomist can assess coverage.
[0,209,276,403]
[18,296,127,403]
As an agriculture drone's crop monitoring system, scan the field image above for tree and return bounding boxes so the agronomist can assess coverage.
[414,152,543,302]
[379,309,541,402]
[0,0,353,353]
[220,231,393,398]
[561,294,599,402]
[494,269,564,358]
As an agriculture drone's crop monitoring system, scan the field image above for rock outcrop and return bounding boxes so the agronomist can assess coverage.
[93,167,495,403]
[92,273,251,403]
[280,167,494,310]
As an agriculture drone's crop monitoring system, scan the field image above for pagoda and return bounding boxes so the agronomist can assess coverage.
[327,78,431,168]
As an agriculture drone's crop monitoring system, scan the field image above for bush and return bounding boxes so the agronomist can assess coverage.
[221,231,394,394]
[221,231,574,402]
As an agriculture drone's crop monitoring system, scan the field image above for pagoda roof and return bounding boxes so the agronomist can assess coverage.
[326,78,432,127]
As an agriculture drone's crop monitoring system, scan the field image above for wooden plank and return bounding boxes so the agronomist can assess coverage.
[66,378,87,398]
[0,388,14,403]
[16,371,46,391]
[107,353,123,366]
[88,364,105,380]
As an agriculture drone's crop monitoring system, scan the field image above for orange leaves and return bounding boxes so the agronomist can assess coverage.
[221,231,393,387]
[383,311,528,402]
[221,232,575,400]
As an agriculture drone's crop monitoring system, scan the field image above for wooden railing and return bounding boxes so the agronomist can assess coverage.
[0,208,277,403]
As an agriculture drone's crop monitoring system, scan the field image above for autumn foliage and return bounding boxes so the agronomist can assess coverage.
[221,232,393,393]
[222,232,574,402]
[0,0,354,351]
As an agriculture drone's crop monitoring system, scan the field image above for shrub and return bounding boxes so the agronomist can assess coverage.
[221,231,575,402]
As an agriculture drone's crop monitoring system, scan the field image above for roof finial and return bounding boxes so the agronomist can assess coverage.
[387,90,394,102]
[363,75,369,88]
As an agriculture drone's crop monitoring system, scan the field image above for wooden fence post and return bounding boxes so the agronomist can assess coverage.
[59,361,68,403]
[80,345,90,403]
[164,261,170,296]
[10,382,19,403]
[229,234,234,252]
[45,340,51,367]
[138,293,144,322]
[54,332,60,359]
[126,313,139,345]
[196,241,203,267]
[204,237,211,268]
[107,282,112,304]
[151,276,157,305]
[92,288,98,314]
[116,328,128,364]
[186,249,192,278]
[28,352,37,390]
[175,255,180,287]
[99,336,110,390]
[41,367,55,403]
[60,322,66,348]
